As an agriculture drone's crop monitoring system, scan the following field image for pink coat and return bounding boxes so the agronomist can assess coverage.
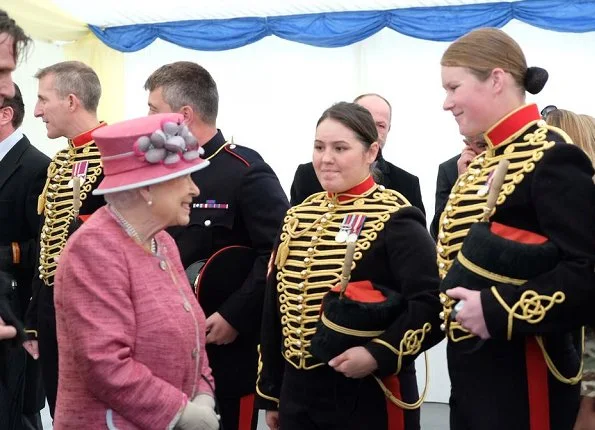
[53,206,214,429]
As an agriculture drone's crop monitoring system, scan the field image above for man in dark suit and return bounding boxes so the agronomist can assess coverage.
[145,61,289,430]
[290,93,425,213]
[0,84,48,430]
[0,8,32,342]
[429,134,487,240]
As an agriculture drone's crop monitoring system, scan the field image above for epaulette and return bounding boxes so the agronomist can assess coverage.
[223,143,264,167]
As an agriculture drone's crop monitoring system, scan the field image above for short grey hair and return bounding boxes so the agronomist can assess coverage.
[144,61,218,125]
[103,189,144,210]
[35,61,101,113]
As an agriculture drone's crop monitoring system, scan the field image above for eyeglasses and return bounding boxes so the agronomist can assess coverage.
[540,105,557,119]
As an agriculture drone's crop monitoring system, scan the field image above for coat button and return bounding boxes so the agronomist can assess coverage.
[159,260,167,270]
[204,219,211,227]
[183,301,191,312]
[192,348,198,358]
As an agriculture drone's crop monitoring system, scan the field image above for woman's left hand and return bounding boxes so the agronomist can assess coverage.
[205,312,238,345]
[328,346,378,378]
[447,287,491,339]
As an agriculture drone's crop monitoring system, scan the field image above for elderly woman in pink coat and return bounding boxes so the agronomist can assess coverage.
[53,113,219,430]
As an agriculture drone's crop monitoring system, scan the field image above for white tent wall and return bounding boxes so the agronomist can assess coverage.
[121,20,595,209]
[11,20,595,405]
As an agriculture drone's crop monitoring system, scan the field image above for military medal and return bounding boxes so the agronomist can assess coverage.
[336,214,366,243]
[477,170,495,197]
[347,214,366,243]
[68,160,89,187]
[335,220,350,243]
[193,200,229,209]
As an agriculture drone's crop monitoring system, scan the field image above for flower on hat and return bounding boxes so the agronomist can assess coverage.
[132,121,205,167]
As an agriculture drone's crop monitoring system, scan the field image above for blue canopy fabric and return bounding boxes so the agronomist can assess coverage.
[89,0,595,52]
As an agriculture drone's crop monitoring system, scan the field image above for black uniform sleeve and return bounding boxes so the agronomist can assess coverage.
[290,164,309,206]
[217,161,289,335]
[17,157,50,341]
[255,245,284,411]
[482,144,595,338]
[430,162,453,241]
[24,216,44,339]
[20,160,49,269]
[409,176,426,216]
[364,207,443,376]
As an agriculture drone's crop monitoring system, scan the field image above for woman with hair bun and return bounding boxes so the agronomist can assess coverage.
[437,28,595,429]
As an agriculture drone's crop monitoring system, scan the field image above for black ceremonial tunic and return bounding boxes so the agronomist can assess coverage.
[257,176,442,430]
[437,104,595,430]
[25,124,106,417]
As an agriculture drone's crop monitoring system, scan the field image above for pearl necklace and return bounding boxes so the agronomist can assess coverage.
[108,204,157,254]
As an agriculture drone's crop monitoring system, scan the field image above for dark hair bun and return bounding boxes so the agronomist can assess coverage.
[524,67,549,95]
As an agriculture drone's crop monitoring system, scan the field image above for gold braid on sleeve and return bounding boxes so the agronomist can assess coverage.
[370,323,432,410]
[370,322,432,375]
[489,287,565,341]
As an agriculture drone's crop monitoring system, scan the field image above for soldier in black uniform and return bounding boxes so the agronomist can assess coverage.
[429,134,486,240]
[145,61,289,430]
[438,28,595,430]
[257,102,443,430]
[290,93,425,214]
[23,61,106,418]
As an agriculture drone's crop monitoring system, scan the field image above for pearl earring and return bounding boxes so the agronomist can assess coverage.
[147,199,153,206]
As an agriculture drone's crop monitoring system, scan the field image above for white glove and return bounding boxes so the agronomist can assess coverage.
[175,396,219,430]
[192,394,216,410]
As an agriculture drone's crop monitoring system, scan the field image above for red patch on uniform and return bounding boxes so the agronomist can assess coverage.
[330,280,386,303]
[490,222,548,244]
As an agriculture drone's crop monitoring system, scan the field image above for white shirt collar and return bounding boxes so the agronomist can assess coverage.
[0,128,24,163]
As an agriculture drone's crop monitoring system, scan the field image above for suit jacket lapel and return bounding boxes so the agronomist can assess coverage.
[0,136,29,192]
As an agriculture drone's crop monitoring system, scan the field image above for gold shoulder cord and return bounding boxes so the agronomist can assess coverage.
[205,142,229,161]
[255,345,280,406]
[274,186,411,370]
[535,327,584,385]
[371,323,432,409]
[373,351,430,410]
[37,143,102,286]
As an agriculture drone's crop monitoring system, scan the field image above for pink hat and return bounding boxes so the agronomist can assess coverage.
[92,113,209,195]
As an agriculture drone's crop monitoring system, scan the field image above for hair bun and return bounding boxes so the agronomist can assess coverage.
[524,67,549,95]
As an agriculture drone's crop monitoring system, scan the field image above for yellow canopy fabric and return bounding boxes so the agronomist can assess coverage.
[3,0,124,124]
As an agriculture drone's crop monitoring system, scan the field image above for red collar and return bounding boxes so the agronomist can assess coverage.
[485,104,541,147]
[328,175,376,202]
[69,122,107,148]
